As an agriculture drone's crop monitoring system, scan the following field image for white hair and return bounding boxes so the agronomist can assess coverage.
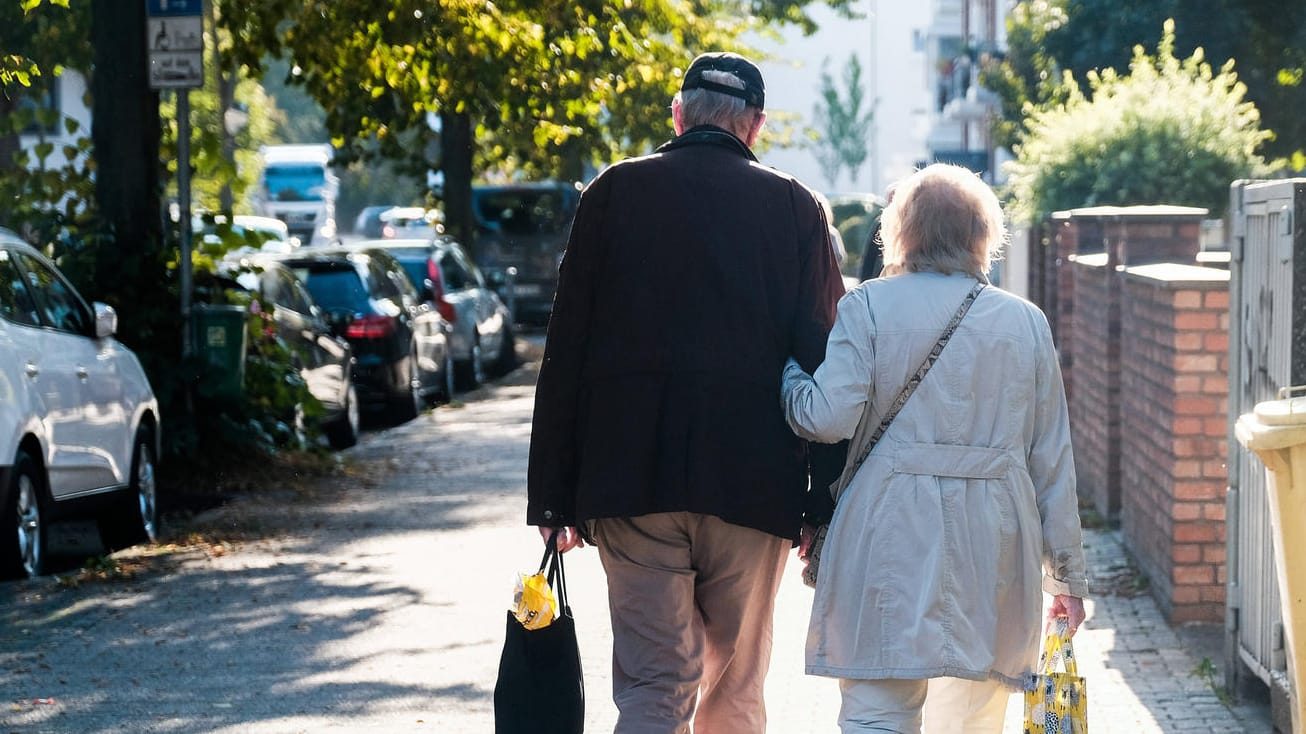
[674,70,759,138]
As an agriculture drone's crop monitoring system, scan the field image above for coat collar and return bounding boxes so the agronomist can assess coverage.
[655,125,757,162]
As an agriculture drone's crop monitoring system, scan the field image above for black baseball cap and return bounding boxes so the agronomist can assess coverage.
[681,52,765,109]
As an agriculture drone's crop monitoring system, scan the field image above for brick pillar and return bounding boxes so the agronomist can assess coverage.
[1120,264,1229,623]
[1062,206,1208,520]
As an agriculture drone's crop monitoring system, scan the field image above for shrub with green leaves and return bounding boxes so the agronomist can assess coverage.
[1004,19,1276,223]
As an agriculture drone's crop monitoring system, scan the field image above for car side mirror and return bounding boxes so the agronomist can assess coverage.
[93,302,118,339]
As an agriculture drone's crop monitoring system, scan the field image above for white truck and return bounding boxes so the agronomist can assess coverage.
[254,144,340,247]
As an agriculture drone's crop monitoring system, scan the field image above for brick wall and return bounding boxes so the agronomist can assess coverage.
[1035,205,1226,623]
[1069,253,1118,517]
[1120,264,1229,623]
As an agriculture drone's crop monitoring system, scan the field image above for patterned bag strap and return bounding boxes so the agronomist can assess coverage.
[830,280,986,500]
[1038,617,1079,676]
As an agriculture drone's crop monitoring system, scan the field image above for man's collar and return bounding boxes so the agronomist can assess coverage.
[656,125,757,162]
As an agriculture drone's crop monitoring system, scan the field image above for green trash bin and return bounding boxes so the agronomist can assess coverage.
[192,304,248,397]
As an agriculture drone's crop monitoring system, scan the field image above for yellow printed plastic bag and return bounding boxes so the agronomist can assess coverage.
[1024,618,1088,734]
[512,567,558,630]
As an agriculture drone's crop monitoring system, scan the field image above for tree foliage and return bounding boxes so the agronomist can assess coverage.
[1004,21,1273,223]
[215,0,854,245]
[810,53,875,189]
[984,0,1306,162]
[0,0,94,241]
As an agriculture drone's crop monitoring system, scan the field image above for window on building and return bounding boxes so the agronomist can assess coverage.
[17,77,60,136]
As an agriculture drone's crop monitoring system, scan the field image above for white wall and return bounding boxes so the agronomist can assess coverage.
[753,2,934,197]
[18,70,92,164]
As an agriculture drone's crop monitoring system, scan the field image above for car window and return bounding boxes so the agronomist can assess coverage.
[14,250,93,335]
[0,249,42,327]
[299,266,371,312]
[452,248,484,288]
[474,190,569,234]
[265,269,311,315]
[388,262,421,302]
[367,255,402,300]
[439,250,471,290]
[397,260,429,296]
[281,272,318,316]
[260,268,286,306]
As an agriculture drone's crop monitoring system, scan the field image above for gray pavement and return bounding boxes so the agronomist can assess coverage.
[0,360,1275,732]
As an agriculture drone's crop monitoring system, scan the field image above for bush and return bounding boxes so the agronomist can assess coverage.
[1004,19,1276,223]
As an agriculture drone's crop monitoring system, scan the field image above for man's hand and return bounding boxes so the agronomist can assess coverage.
[538,526,586,553]
[1048,594,1086,637]
[797,523,817,560]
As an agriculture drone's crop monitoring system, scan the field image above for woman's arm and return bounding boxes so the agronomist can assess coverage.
[781,291,876,444]
[1028,316,1089,601]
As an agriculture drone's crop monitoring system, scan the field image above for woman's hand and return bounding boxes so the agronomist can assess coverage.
[1048,594,1086,637]
[538,526,586,553]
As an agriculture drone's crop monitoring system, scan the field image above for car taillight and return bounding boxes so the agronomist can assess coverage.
[345,314,396,339]
[382,224,395,238]
[426,258,457,323]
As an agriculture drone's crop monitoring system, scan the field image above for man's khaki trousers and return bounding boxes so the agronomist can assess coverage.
[591,512,791,734]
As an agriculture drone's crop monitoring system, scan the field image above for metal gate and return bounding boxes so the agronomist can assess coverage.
[1227,179,1306,695]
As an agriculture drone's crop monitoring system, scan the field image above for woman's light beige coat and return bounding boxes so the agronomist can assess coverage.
[782,272,1088,690]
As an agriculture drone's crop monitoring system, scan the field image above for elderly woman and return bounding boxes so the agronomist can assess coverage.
[781,163,1087,733]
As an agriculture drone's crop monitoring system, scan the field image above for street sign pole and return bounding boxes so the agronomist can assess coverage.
[145,0,204,357]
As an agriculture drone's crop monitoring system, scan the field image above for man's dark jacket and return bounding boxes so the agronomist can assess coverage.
[527,126,847,541]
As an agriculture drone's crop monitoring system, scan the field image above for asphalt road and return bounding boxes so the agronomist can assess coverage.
[0,333,852,733]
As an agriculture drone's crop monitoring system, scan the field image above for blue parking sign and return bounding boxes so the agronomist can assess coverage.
[145,0,203,16]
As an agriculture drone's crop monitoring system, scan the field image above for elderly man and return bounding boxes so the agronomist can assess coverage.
[527,51,846,733]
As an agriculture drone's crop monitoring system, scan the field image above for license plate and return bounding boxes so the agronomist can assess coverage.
[513,283,543,296]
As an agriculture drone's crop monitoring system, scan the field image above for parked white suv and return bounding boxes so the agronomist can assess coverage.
[0,231,161,578]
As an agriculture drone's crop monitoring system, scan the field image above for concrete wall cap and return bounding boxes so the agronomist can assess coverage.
[1073,252,1110,268]
[1121,262,1231,285]
[1052,205,1210,219]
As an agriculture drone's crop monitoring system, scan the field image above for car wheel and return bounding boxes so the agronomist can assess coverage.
[491,321,518,376]
[99,428,159,552]
[391,352,422,422]
[326,384,360,449]
[455,334,485,390]
[434,351,455,404]
[1,451,49,579]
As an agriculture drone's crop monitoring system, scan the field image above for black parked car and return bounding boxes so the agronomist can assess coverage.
[222,260,361,448]
[273,247,453,420]
[354,238,516,389]
[471,182,580,326]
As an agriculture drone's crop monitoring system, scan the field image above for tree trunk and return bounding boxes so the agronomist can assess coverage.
[91,0,162,273]
[217,68,236,213]
[559,136,586,185]
[439,109,475,254]
[91,0,172,364]
[211,0,235,214]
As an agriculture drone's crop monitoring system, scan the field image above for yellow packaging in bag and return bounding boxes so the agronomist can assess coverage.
[1023,619,1088,733]
[512,569,558,630]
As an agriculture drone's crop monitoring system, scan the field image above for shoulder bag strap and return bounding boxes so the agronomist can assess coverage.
[828,280,986,502]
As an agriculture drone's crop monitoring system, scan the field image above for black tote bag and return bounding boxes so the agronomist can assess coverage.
[494,533,584,733]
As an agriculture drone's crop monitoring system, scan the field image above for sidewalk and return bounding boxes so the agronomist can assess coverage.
[755,524,1271,733]
[473,360,1274,732]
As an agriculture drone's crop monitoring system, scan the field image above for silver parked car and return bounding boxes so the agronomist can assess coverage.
[0,231,161,578]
